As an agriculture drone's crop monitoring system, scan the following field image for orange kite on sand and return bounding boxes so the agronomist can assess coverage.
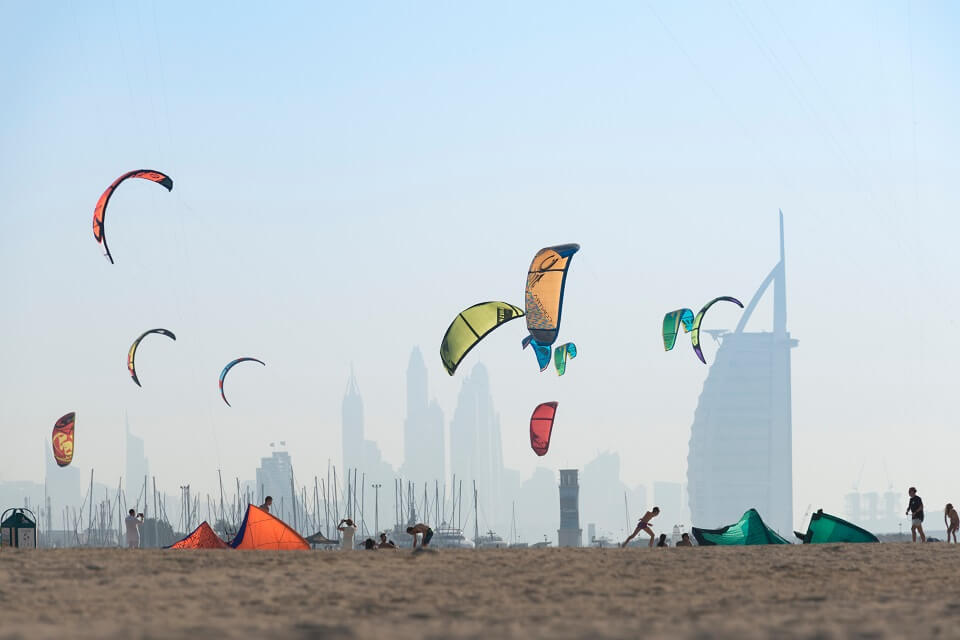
[167,521,229,549]
[229,504,309,550]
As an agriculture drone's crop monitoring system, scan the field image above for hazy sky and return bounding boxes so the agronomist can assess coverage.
[1,1,957,527]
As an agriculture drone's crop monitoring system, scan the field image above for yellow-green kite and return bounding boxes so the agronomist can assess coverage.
[440,301,524,375]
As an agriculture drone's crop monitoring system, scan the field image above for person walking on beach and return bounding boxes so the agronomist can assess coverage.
[124,509,144,549]
[407,523,433,549]
[906,487,926,542]
[945,504,959,544]
[260,496,273,513]
[621,506,660,548]
[338,518,358,551]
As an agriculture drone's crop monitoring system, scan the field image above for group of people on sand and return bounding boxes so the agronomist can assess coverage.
[618,488,960,548]
[906,487,960,544]
[336,517,434,551]
[619,506,691,548]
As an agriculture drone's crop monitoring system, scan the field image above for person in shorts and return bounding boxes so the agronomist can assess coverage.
[406,523,433,549]
[906,487,926,543]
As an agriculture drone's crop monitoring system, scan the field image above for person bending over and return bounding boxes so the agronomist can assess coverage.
[945,503,959,544]
[407,523,433,549]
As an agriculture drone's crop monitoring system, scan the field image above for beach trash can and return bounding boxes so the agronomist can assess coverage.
[1,508,38,548]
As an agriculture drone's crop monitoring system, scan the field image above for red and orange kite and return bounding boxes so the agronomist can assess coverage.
[530,402,558,457]
[93,170,173,264]
[52,412,76,467]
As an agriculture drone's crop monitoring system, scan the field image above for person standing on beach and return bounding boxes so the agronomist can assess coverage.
[260,496,273,513]
[906,487,926,542]
[945,504,959,543]
[621,506,660,548]
[338,518,357,551]
[407,523,433,549]
[124,509,144,549]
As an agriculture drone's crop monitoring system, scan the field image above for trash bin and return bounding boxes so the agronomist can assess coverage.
[1,508,38,548]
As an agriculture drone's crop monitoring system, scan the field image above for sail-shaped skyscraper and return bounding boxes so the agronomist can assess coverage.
[687,212,798,536]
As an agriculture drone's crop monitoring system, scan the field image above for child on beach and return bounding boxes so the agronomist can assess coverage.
[945,504,959,543]
[621,506,660,548]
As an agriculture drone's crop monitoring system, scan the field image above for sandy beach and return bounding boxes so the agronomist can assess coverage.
[1,544,958,639]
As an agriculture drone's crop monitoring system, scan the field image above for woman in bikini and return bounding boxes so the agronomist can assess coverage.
[945,504,959,543]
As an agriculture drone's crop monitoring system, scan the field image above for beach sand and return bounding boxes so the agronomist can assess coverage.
[1,544,958,639]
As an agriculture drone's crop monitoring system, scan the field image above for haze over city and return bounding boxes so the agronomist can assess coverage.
[2,1,959,535]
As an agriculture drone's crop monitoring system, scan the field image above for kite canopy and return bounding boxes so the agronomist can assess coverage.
[692,509,791,546]
[553,342,577,376]
[662,308,694,351]
[797,509,879,544]
[230,504,309,550]
[440,301,524,376]
[128,328,176,387]
[92,170,173,264]
[219,357,265,407]
[524,243,579,348]
[530,401,558,456]
[691,296,743,364]
[522,335,553,371]
[167,521,229,549]
[51,412,76,467]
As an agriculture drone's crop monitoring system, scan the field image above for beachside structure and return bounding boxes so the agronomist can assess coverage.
[557,469,582,547]
[687,212,798,536]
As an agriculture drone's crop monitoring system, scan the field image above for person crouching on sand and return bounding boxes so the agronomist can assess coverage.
[676,533,693,547]
[621,507,660,548]
[945,504,959,543]
[407,523,433,549]
[906,487,926,543]
[656,533,669,547]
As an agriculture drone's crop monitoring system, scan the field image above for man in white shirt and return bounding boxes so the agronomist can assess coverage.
[337,518,357,551]
[125,509,144,548]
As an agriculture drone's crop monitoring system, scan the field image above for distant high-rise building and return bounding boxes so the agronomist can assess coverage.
[843,488,904,534]
[687,212,797,535]
[449,363,505,530]
[580,451,646,534]
[557,469,582,547]
[342,369,365,475]
[256,448,294,521]
[653,481,683,527]
[125,416,150,509]
[341,369,395,495]
[401,347,445,485]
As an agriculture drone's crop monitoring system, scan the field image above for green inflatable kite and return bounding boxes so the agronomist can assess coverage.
[692,509,791,546]
[795,509,879,544]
